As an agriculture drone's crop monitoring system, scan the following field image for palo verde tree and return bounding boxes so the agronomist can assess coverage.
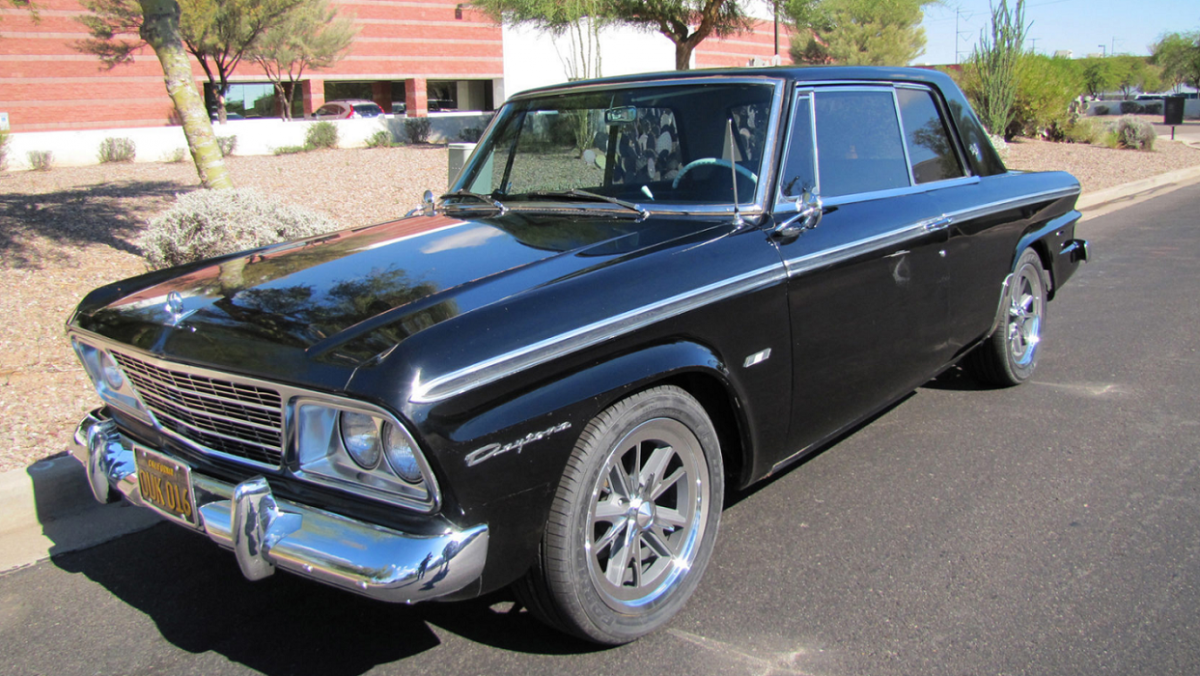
[1152,31,1200,92]
[78,0,303,123]
[476,0,753,71]
[969,0,1027,138]
[250,0,355,121]
[74,0,231,188]
[785,0,933,66]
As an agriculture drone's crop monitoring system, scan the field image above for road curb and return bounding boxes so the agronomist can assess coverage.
[1076,163,1200,213]
[0,453,160,574]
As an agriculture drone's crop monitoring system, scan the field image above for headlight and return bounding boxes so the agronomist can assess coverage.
[99,351,124,389]
[383,422,422,483]
[340,411,382,469]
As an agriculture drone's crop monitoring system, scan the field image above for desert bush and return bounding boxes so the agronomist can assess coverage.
[1118,101,1143,114]
[1109,116,1156,151]
[98,137,136,163]
[1093,104,1110,115]
[404,117,431,144]
[0,130,10,171]
[272,145,308,155]
[1143,102,1163,115]
[1063,118,1102,144]
[457,126,485,143]
[305,121,339,149]
[162,148,187,163]
[27,150,52,171]
[365,130,393,148]
[1007,54,1085,140]
[217,135,237,156]
[141,188,341,269]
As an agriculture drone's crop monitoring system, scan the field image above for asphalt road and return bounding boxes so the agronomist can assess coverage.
[4,184,1200,676]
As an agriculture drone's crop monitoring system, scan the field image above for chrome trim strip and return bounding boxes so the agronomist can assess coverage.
[72,411,487,605]
[946,184,1079,222]
[148,408,280,453]
[891,87,917,187]
[784,219,936,277]
[410,263,787,403]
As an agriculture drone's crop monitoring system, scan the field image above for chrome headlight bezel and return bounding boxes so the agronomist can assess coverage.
[70,337,152,424]
[294,398,439,512]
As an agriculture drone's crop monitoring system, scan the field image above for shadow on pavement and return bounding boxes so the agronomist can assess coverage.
[0,180,187,268]
[49,523,600,676]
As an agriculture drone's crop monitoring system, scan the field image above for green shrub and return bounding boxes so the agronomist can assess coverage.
[457,126,485,143]
[305,121,339,149]
[1064,118,1102,144]
[1109,116,1156,151]
[1007,54,1085,140]
[98,137,136,163]
[0,130,11,171]
[141,188,341,269]
[1143,102,1163,115]
[365,130,393,148]
[1118,101,1142,115]
[404,117,431,144]
[27,150,52,171]
[272,145,308,155]
[162,148,187,163]
[1093,104,1110,115]
[217,135,237,157]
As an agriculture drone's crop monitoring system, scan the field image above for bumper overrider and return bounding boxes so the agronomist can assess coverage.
[72,408,489,604]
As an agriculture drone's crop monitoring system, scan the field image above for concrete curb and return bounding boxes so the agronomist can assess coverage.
[1076,163,1200,213]
[5,162,1200,575]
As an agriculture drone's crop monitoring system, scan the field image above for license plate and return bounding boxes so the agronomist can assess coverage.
[135,446,199,527]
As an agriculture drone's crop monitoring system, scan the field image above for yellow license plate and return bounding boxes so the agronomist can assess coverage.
[135,446,198,527]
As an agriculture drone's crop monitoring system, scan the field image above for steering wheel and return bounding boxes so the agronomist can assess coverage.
[672,157,759,189]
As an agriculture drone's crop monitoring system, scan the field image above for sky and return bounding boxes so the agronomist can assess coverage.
[916,0,1200,65]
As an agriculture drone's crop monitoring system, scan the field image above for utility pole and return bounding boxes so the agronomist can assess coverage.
[955,9,974,64]
[1099,45,1106,57]
[1030,37,1038,54]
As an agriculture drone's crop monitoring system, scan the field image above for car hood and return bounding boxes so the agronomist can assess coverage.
[71,212,696,389]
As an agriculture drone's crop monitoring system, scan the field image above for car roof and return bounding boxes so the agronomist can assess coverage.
[513,65,958,99]
[322,99,381,106]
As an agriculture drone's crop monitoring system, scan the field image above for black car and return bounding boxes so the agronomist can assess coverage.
[67,66,1088,645]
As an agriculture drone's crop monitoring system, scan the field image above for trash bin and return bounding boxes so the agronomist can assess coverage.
[447,143,476,189]
[1165,96,1185,126]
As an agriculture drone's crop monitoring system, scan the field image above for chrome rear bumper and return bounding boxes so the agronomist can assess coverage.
[71,408,488,604]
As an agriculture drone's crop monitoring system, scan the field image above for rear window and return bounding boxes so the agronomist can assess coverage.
[896,88,964,184]
[354,104,383,116]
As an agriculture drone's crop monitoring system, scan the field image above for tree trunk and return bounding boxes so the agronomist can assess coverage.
[674,41,693,70]
[139,0,232,189]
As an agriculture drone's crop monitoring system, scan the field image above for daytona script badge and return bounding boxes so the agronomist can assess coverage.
[465,422,572,467]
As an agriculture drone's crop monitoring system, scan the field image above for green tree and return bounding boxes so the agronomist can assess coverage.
[1151,31,1200,91]
[250,0,355,121]
[475,0,753,71]
[1078,56,1118,98]
[78,0,302,123]
[784,0,932,66]
[970,0,1027,138]
[1110,56,1160,98]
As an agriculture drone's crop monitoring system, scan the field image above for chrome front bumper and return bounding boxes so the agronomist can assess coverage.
[71,409,488,604]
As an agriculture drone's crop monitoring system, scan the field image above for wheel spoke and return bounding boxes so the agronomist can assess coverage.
[656,506,689,529]
[630,532,644,587]
[640,445,674,496]
[593,498,625,522]
[594,518,627,554]
[642,529,675,558]
[605,524,636,586]
[650,466,686,501]
[606,463,632,500]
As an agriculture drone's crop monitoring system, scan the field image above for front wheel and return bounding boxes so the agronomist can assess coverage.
[967,248,1049,386]
[514,386,724,645]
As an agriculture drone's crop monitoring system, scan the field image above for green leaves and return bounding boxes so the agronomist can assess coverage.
[784,0,933,66]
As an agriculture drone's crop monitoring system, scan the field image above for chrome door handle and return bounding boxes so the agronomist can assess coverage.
[923,216,952,232]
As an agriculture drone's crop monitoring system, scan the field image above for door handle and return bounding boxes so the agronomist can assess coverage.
[923,216,952,232]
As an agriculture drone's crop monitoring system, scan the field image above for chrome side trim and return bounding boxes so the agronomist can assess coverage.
[72,410,488,605]
[946,184,1080,223]
[410,263,787,403]
[784,219,939,278]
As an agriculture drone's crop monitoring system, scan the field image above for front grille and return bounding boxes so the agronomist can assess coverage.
[113,353,284,466]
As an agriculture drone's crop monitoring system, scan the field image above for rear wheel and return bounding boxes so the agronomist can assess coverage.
[967,248,1048,386]
[515,385,724,645]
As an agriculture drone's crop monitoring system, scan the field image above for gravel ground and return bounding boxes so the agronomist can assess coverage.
[1,139,1197,473]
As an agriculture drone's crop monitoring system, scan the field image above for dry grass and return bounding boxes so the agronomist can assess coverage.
[1,139,1198,473]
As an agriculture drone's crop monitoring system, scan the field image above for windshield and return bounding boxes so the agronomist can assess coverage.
[453,81,778,209]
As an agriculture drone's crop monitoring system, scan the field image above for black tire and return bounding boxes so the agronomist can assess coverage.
[967,248,1049,387]
[514,385,724,645]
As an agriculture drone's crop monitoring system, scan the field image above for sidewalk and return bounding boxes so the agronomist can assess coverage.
[4,162,1200,575]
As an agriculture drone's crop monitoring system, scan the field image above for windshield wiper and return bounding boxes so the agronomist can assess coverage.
[438,189,508,216]
[526,189,649,222]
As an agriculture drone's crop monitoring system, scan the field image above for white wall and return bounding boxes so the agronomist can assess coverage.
[501,22,678,100]
[4,113,494,170]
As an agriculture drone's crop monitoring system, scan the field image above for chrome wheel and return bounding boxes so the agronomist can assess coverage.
[586,418,711,610]
[1007,264,1044,367]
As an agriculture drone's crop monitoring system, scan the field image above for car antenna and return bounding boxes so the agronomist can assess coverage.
[727,118,745,228]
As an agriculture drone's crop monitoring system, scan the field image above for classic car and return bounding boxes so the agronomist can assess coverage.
[67,66,1088,645]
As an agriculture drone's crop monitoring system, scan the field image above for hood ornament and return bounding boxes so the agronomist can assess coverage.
[164,291,191,327]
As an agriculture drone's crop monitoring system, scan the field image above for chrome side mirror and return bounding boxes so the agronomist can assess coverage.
[406,189,437,218]
[775,190,823,237]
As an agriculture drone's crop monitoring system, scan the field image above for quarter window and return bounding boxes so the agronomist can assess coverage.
[779,95,815,199]
[813,89,909,198]
[896,88,965,184]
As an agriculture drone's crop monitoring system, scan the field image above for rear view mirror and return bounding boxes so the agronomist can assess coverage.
[604,107,637,125]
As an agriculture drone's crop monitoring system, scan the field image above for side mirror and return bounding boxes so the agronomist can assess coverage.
[406,189,437,218]
[775,190,823,237]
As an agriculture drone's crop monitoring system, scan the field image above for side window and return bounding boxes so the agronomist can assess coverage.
[896,88,965,184]
[779,94,815,198]
[813,89,909,198]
